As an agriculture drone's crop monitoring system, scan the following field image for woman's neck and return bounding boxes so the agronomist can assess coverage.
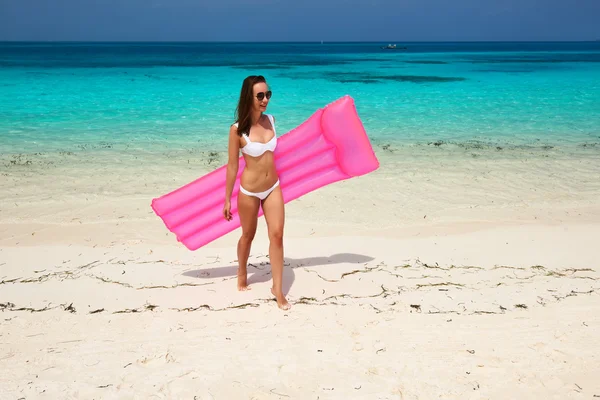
[250,110,263,125]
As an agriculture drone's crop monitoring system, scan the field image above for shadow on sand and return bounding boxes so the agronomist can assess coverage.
[182,253,374,295]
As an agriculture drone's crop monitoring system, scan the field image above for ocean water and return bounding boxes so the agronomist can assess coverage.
[1,41,600,156]
[1,42,600,239]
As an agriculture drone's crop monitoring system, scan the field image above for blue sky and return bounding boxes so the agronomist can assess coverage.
[0,0,598,42]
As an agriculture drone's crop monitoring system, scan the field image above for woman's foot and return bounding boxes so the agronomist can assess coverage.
[271,288,291,310]
[237,268,251,291]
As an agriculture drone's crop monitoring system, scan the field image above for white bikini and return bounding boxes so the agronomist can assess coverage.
[234,114,279,200]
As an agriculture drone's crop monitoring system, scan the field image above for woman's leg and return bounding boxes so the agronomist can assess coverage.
[261,184,290,310]
[237,191,260,291]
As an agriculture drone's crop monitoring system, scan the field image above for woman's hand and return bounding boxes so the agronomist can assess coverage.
[223,200,232,221]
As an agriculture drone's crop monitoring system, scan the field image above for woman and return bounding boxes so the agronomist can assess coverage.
[223,75,290,311]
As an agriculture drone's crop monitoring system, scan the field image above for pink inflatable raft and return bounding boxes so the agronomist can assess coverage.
[151,95,380,250]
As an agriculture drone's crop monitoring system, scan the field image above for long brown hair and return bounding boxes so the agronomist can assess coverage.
[234,75,267,137]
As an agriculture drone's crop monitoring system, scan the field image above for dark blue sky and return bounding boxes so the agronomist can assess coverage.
[1,0,598,42]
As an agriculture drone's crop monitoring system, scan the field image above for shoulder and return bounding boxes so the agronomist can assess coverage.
[266,114,276,123]
[229,122,240,137]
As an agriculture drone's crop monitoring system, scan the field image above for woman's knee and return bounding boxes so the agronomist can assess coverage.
[268,228,284,245]
[240,228,256,243]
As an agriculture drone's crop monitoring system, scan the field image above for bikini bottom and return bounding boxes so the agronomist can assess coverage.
[239,179,280,201]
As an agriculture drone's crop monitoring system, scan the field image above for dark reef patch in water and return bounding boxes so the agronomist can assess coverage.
[475,69,536,73]
[344,57,396,63]
[267,60,352,67]
[232,64,293,70]
[322,71,465,84]
[404,60,448,65]
[384,75,465,83]
[337,79,381,84]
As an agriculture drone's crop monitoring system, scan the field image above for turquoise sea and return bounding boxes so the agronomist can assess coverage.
[1,41,600,155]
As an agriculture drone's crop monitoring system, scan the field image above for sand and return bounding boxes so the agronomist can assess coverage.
[1,146,600,399]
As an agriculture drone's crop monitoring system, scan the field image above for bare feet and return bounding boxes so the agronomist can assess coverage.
[237,268,251,291]
[271,288,291,310]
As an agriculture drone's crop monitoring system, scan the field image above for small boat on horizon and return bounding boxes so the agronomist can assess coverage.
[381,44,407,50]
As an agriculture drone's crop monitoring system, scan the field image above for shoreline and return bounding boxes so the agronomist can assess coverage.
[2,132,600,155]
[2,143,599,247]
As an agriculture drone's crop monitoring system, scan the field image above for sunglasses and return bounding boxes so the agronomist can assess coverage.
[255,90,272,101]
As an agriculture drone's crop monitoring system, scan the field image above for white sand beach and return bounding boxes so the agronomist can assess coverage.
[1,147,600,399]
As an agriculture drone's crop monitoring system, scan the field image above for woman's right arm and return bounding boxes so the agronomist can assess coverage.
[225,125,240,204]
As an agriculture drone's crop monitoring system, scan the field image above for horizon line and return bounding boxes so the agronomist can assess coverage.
[1,39,599,44]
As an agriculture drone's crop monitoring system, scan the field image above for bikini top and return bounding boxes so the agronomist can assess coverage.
[234,114,277,158]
